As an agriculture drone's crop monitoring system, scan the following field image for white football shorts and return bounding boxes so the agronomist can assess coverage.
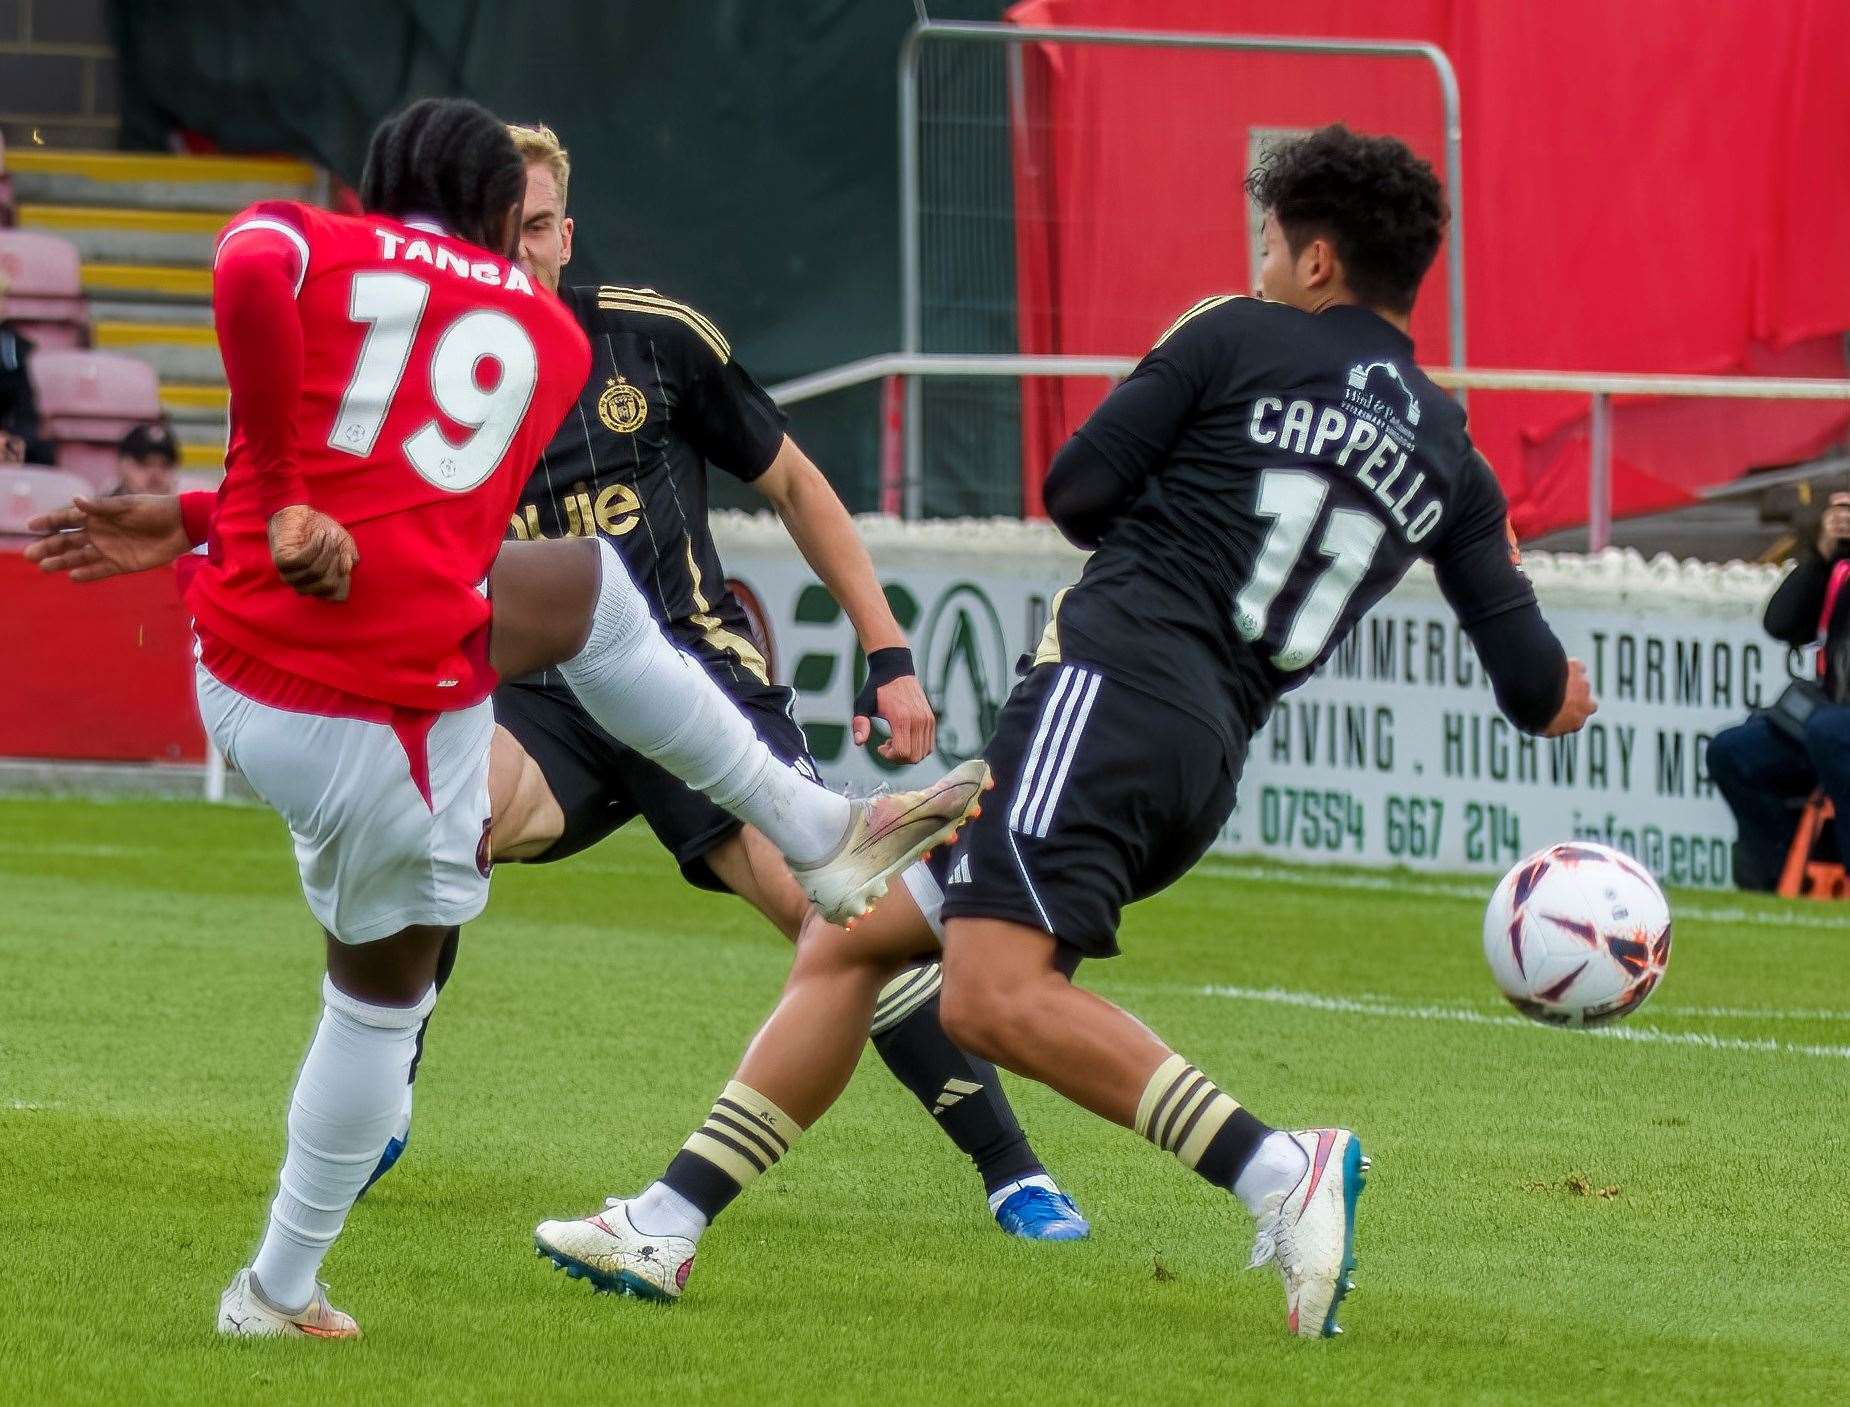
[195,662,495,943]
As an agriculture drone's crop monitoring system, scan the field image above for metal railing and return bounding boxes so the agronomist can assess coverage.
[767,352,1850,550]
[900,19,1467,516]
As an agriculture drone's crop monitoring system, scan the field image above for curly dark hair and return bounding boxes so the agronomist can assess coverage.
[1245,124,1447,315]
[359,97,525,257]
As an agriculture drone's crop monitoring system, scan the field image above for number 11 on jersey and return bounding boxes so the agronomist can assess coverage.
[1234,468,1385,671]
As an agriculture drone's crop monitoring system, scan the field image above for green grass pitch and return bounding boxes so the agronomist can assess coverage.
[3,795,1847,1403]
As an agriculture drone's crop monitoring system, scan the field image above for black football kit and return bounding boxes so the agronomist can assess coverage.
[483,283,1051,1202]
[930,295,1567,956]
[491,284,811,888]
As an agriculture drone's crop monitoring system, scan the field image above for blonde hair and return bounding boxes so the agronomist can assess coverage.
[508,123,570,210]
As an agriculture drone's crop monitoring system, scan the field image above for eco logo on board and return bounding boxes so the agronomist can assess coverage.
[920,583,1007,764]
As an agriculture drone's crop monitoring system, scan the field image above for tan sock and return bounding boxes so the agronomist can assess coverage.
[1135,1053,1269,1187]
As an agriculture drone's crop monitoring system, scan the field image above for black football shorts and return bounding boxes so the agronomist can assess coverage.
[492,657,817,892]
[931,661,1244,958]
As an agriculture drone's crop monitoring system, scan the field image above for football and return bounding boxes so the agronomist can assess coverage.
[1483,842,1673,1027]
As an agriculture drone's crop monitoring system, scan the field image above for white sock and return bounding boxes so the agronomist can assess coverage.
[627,1180,709,1243]
[391,1084,414,1143]
[1232,1131,1310,1219]
[559,539,850,864]
[985,1172,1060,1215]
[249,977,436,1312]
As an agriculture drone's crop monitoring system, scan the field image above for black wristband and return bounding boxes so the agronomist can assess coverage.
[864,647,914,688]
[854,647,916,721]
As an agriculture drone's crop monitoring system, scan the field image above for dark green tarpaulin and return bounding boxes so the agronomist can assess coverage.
[109,0,1009,513]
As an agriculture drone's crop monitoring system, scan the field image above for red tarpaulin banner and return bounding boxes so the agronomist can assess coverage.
[1005,0,1850,535]
[0,551,205,762]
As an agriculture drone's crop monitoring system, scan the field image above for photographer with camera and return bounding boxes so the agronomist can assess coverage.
[1708,491,1850,890]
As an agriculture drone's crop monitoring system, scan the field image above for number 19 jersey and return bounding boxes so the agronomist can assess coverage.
[1050,296,1534,762]
[187,201,591,712]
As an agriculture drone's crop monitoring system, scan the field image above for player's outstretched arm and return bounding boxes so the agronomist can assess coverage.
[752,435,934,763]
[1465,603,1595,737]
[1542,657,1597,737]
[1430,452,1595,738]
[25,493,191,581]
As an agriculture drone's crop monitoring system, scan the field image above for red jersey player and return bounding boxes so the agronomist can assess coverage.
[27,99,986,1339]
[195,101,588,1340]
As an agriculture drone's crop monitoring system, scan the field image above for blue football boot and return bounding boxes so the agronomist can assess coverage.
[994,1184,1091,1241]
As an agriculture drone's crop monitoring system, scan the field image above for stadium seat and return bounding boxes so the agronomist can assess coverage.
[0,464,87,537]
[48,442,123,493]
[1776,791,1846,900]
[28,349,163,490]
[31,345,160,434]
[0,229,88,346]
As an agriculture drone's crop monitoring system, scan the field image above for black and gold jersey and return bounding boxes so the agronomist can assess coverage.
[510,283,787,683]
[1044,296,1534,760]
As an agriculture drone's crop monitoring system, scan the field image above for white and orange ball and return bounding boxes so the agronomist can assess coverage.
[1483,842,1672,1027]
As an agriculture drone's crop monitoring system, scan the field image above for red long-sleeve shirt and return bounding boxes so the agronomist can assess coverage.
[186,200,588,713]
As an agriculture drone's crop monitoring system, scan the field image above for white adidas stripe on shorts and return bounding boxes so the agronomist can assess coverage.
[1008,664,1101,840]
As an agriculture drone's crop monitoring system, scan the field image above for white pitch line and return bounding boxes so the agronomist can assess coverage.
[1192,861,1850,932]
[1180,984,1850,1060]
[1338,992,1850,1024]
[1666,904,1850,931]
[1651,1004,1850,1022]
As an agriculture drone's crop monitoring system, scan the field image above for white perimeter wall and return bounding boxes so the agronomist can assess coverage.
[713,515,1790,890]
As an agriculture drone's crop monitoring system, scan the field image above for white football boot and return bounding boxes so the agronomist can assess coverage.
[791,759,990,925]
[535,1198,696,1302]
[1246,1128,1368,1339]
[216,1267,360,1339]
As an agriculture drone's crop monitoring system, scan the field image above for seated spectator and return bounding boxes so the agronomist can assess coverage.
[1708,491,1850,890]
[111,420,179,495]
[0,270,54,464]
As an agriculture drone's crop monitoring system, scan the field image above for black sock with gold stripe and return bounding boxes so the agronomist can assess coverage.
[1135,1054,1271,1190]
[870,962,1046,1196]
[660,1081,804,1221]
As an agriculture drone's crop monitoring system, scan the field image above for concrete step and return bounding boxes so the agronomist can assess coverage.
[89,299,214,326]
[81,262,211,303]
[174,419,225,447]
[93,320,222,381]
[5,150,319,212]
[18,204,221,266]
[173,417,225,447]
[160,382,229,424]
[179,442,223,470]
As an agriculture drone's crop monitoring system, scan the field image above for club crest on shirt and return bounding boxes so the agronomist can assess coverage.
[597,375,648,434]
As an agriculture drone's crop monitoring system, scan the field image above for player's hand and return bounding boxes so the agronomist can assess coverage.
[852,647,936,763]
[25,494,190,582]
[1818,492,1850,557]
[269,503,358,602]
[1541,658,1597,738]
